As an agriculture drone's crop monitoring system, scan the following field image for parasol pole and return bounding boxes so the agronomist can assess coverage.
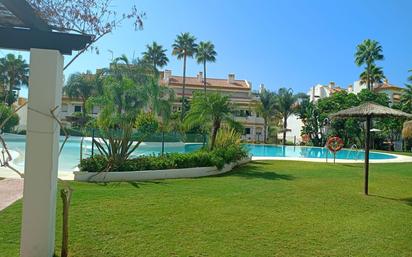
[364,115,371,195]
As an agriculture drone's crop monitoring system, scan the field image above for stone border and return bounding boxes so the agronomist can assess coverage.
[73,157,251,182]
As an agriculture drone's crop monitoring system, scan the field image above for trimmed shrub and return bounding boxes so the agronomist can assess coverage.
[79,144,248,172]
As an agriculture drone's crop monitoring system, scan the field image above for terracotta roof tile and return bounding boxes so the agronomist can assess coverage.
[160,72,250,90]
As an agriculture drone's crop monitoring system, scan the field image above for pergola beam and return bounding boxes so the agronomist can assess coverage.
[0,0,50,31]
[0,27,92,55]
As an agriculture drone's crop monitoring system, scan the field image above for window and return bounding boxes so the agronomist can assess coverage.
[74,105,82,113]
[244,128,251,135]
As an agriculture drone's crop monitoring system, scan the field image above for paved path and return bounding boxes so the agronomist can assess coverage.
[0,178,23,211]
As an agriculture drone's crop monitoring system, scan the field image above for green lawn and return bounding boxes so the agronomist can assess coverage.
[1,161,412,257]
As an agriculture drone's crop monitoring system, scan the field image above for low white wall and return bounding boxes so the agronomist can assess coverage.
[74,157,251,182]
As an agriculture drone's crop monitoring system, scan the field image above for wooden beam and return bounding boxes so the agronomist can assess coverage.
[0,0,50,31]
[0,27,92,55]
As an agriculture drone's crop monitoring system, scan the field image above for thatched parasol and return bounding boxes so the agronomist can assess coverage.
[330,102,412,195]
[402,120,412,139]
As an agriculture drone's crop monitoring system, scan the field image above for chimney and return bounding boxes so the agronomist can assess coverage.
[164,70,171,82]
[228,73,235,84]
[328,81,335,89]
[259,84,266,93]
[347,85,353,93]
[197,71,203,82]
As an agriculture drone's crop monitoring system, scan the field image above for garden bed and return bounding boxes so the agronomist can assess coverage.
[73,157,250,182]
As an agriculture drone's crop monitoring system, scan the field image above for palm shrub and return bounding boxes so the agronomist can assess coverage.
[86,73,159,171]
[184,91,242,150]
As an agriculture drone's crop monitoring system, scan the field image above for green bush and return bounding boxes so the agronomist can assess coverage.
[79,144,248,172]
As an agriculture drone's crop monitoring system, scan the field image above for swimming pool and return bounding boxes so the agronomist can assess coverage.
[245,144,396,160]
[0,134,400,172]
[2,134,203,172]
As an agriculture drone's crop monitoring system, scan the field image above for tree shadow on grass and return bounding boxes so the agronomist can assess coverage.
[92,180,165,189]
[222,164,295,181]
[369,194,412,207]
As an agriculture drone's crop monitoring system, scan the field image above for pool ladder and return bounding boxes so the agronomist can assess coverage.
[347,144,360,161]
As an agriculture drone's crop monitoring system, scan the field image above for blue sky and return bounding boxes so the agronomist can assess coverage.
[3,0,412,96]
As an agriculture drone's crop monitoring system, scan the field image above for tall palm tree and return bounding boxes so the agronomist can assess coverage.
[142,41,169,73]
[276,88,304,145]
[360,64,385,86]
[257,89,278,143]
[172,32,198,119]
[184,91,240,150]
[195,41,217,94]
[0,54,29,106]
[355,39,384,90]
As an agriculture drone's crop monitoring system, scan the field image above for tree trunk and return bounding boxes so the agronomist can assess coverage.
[60,187,73,257]
[210,120,220,150]
[181,55,187,120]
[203,60,207,94]
[367,62,371,91]
[283,115,287,145]
[263,119,267,143]
[161,130,165,156]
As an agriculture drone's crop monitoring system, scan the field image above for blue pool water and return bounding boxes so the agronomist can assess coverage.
[1,134,396,172]
[245,144,396,160]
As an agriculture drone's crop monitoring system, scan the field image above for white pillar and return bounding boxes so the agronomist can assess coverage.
[20,49,63,257]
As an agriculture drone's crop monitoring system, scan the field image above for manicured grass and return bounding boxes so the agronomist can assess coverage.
[1,161,412,257]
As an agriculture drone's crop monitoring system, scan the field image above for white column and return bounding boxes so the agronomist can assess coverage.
[20,49,63,257]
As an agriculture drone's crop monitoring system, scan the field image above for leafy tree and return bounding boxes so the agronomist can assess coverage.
[355,39,384,90]
[172,32,198,119]
[142,42,169,73]
[184,91,241,150]
[0,54,29,106]
[360,64,385,87]
[29,0,145,70]
[195,41,217,94]
[275,88,305,145]
[0,103,19,133]
[297,98,322,146]
[357,89,389,106]
[257,89,278,143]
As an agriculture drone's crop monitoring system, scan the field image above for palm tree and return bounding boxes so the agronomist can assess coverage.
[401,74,412,113]
[355,39,384,90]
[195,41,217,94]
[0,54,29,106]
[184,91,240,150]
[276,88,304,145]
[142,42,169,73]
[64,71,97,120]
[257,89,278,143]
[172,32,198,119]
[360,64,385,86]
[145,78,175,155]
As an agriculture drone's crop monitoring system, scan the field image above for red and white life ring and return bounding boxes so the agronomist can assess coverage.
[327,136,344,153]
